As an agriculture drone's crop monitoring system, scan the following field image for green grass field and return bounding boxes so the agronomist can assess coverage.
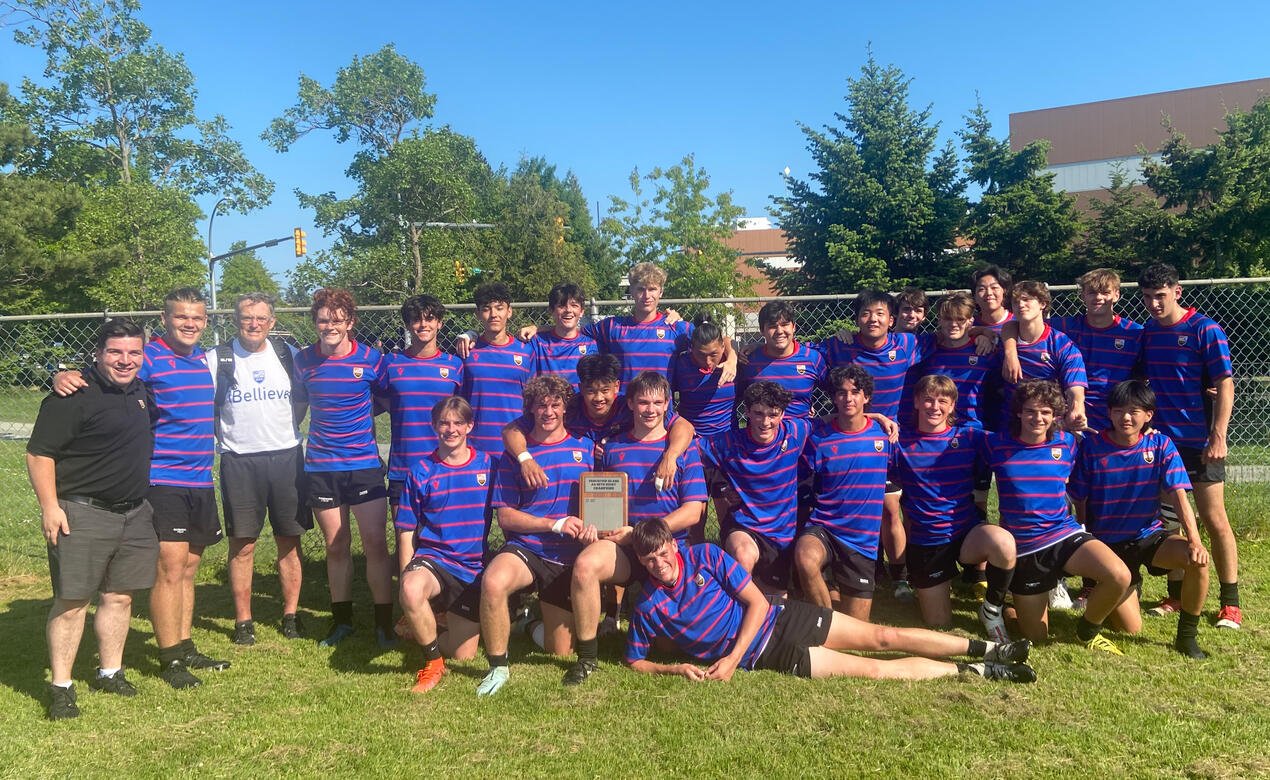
[2,446,1269,777]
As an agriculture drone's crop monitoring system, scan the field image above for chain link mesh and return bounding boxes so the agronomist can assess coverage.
[2,279,1267,562]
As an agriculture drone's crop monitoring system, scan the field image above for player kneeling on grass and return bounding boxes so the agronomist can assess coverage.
[563,371,707,686]
[1070,380,1211,659]
[397,397,489,693]
[984,380,1133,653]
[893,375,1017,642]
[477,375,596,696]
[623,518,1036,683]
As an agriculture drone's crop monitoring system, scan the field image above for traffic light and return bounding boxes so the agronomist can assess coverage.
[293,228,307,257]
[554,216,564,247]
[453,259,465,281]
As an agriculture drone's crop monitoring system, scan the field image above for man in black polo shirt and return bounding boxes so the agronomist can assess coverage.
[27,319,158,720]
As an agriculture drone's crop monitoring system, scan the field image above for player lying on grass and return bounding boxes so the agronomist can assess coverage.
[623,518,1036,683]
[1070,380,1211,659]
[396,397,489,693]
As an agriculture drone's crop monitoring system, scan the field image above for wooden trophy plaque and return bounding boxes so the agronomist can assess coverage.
[579,471,628,532]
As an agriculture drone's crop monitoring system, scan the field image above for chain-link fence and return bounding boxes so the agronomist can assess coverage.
[2,277,1268,466]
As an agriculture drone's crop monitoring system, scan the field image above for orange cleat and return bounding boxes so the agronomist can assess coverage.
[410,658,445,693]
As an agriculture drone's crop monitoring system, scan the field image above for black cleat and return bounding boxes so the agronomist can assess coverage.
[982,661,1037,684]
[183,649,230,671]
[160,659,203,689]
[89,670,137,697]
[281,613,304,640]
[985,639,1031,664]
[562,659,599,687]
[48,683,80,720]
[233,620,256,646]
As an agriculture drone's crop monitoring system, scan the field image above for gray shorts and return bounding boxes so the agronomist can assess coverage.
[220,446,312,539]
[48,500,158,600]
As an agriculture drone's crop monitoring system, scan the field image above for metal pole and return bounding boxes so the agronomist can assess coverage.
[207,197,232,342]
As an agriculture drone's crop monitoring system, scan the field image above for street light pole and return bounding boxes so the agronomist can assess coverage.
[207,197,233,342]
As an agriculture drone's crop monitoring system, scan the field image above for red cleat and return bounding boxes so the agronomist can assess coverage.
[410,658,446,693]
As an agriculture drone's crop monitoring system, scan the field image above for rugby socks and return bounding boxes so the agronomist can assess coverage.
[984,564,1014,608]
[1075,617,1104,643]
[158,643,184,667]
[961,566,987,585]
[1219,582,1240,608]
[1167,579,1182,602]
[888,562,908,583]
[488,652,509,669]
[331,600,353,627]
[576,637,599,664]
[422,640,442,663]
[966,639,989,658]
[1175,612,1206,659]
[373,602,395,633]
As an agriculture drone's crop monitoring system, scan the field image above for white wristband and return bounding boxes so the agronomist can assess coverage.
[551,517,567,534]
[517,451,534,464]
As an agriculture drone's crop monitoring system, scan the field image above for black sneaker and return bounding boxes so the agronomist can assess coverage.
[89,670,137,697]
[984,639,1031,664]
[48,683,80,720]
[160,659,203,689]
[183,649,231,671]
[233,620,256,646]
[281,613,303,640]
[981,661,1037,684]
[562,659,599,687]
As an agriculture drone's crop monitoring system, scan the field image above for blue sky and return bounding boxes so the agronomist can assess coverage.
[3,0,1268,281]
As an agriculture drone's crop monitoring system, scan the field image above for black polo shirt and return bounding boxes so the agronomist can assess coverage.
[27,366,156,503]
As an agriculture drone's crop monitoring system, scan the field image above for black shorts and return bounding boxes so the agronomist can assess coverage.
[1177,445,1224,484]
[907,532,973,589]
[753,600,833,678]
[499,544,574,611]
[404,555,482,617]
[387,479,406,507]
[720,520,791,591]
[1012,532,1095,596]
[1108,530,1173,587]
[49,499,158,600]
[149,485,223,547]
[306,467,388,508]
[221,447,312,539]
[702,462,730,500]
[798,526,875,597]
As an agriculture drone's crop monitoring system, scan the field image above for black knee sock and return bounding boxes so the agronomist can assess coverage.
[331,600,353,625]
[962,566,986,584]
[422,640,441,662]
[1177,611,1201,641]
[1166,579,1182,601]
[488,653,509,669]
[1076,617,1103,642]
[373,602,394,631]
[1219,582,1240,608]
[985,564,1014,608]
[577,637,598,663]
[888,562,908,582]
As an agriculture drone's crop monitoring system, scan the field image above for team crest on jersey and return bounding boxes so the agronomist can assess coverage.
[432,479,440,491]
[252,369,266,384]
[1051,447,1063,460]
[950,437,960,449]
[572,450,583,462]
[968,355,979,365]
[780,438,788,452]
[656,329,667,340]
[1178,335,1189,346]
[1114,338,1126,350]
[477,472,487,486]
[888,349,897,362]
[1144,450,1155,464]
[1041,351,1051,364]
[137,399,146,409]
[513,354,523,366]
[831,444,838,455]
[440,367,450,379]
[579,345,589,355]
[796,364,807,375]
[693,573,706,587]
[396,367,404,376]
[873,440,884,452]
[352,367,364,379]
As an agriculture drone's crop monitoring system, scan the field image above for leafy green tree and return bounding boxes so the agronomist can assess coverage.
[771,53,966,294]
[602,155,754,303]
[959,99,1081,282]
[1076,163,1185,277]
[1140,99,1270,277]
[217,241,279,302]
[3,0,272,207]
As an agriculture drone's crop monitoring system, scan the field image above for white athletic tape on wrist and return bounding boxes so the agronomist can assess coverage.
[517,451,534,464]
[551,518,567,534]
